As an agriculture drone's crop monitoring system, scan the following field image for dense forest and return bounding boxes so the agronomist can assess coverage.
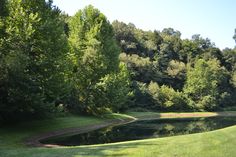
[0,0,236,124]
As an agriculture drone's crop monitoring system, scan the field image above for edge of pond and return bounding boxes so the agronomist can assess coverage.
[25,111,236,148]
[25,118,136,148]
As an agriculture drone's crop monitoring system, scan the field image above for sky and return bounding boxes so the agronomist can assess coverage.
[53,0,236,50]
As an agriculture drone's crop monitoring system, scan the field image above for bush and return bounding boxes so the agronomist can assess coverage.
[131,81,153,109]
[196,95,217,111]
[147,81,189,111]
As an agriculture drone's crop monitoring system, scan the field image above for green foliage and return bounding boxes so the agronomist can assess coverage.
[112,20,164,58]
[68,5,131,115]
[184,59,228,110]
[203,48,224,63]
[0,0,69,122]
[157,28,182,69]
[117,25,235,111]
[148,82,188,110]
[179,35,215,63]
[0,1,235,121]
[120,53,163,83]
[131,81,153,109]
[95,63,133,112]
[231,71,236,88]
[222,48,236,71]
[112,20,138,53]
[167,60,186,78]
[166,60,186,89]
[0,0,7,37]
[131,81,188,111]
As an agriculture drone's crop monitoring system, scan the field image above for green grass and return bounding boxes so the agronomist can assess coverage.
[127,111,217,119]
[127,111,236,119]
[0,113,132,149]
[1,112,236,157]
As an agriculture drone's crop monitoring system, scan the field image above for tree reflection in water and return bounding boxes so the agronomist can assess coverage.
[40,117,236,146]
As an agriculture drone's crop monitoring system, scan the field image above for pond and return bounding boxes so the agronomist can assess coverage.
[40,116,236,146]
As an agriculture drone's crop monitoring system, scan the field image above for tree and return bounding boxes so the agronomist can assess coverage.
[180,35,215,64]
[233,29,236,44]
[191,34,214,50]
[157,28,182,70]
[0,0,8,123]
[202,47,225,65]
[166,60,186,89]
[184,59,227,110]
[0,0,68,122]
[148,81,187,111]
[112,20,136,43]
[95,63,133,112]
[222,48,236,71]
[68,5,131,114]
[152,30,163,52]
[119,53,164,84]
[112,20,140,54]
[0,0,8,37]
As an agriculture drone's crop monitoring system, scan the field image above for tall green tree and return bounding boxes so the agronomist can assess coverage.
[158,28,182,70]
[222,48,236,71]
[0,0,68,122]
[0,0,8,36]
[112,21,139,54]
[0,0,8,123]
[184,59,227,110]
[180,35,215,63]
[69,5,131,114]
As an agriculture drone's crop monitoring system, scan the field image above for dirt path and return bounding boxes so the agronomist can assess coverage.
[137,112,218,120]
[136,111,236,120]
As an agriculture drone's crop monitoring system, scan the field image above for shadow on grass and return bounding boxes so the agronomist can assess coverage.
[2,142,151,157]
[67,141,158,157]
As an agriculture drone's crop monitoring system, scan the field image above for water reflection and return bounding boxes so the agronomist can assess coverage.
[40,117,236,146]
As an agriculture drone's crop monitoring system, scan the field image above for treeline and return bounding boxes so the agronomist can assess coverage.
[0,0,235,123]
[113,21,236,111]
[0,1,131,123]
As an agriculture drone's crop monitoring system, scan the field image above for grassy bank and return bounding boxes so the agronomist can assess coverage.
[1,112,236,157]
[0,113,133,149]
[127,111,236,119]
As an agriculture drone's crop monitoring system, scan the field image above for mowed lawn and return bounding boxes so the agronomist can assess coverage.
[1,112,236,157]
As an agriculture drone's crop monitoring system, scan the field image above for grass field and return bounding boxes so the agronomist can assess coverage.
[1,112,236,157]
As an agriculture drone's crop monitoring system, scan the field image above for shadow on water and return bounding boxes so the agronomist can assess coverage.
[40,116,236,147]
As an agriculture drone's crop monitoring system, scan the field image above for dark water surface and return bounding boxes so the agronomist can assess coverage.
[40,117,236,146]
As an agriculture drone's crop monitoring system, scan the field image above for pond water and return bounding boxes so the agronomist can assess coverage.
[40,116,236,146]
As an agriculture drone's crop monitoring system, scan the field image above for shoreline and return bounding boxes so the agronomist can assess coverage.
[25,111,236,148]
